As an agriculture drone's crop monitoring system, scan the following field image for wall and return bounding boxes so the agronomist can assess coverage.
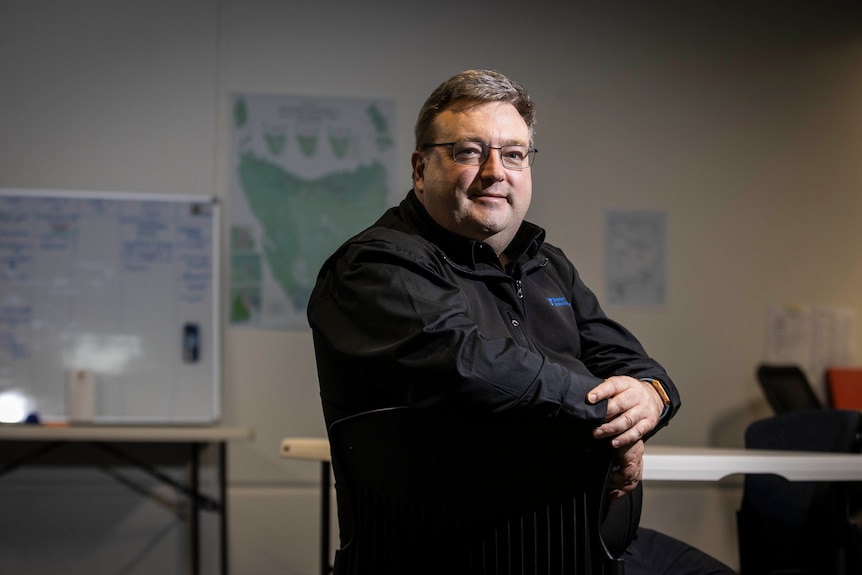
[1,0,861,573]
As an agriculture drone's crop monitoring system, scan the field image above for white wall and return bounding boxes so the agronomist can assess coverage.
[2,1,861,573]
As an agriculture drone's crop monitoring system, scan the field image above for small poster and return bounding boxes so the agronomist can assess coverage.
[604,209,666,307]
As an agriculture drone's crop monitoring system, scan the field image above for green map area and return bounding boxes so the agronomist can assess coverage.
[233,152,387,318]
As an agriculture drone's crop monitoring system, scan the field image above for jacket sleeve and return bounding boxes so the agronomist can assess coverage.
[307,236,609,425]
[565,261,681,431]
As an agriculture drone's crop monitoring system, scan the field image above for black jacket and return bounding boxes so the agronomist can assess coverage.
[308,190,680,432]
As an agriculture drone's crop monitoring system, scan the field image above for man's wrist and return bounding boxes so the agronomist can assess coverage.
[640,378,670,418]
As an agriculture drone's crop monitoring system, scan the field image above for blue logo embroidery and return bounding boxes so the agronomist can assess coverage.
[547,297,572,307]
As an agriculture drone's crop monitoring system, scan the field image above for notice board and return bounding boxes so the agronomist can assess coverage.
[0,189,220,423]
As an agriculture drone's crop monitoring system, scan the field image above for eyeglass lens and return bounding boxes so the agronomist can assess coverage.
[452,142,536,169]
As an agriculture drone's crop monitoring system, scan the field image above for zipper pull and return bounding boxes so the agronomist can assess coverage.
[515,280,524,299]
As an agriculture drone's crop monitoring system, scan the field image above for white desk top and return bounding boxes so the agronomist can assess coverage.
[279,438,862,482]
[643,445,862,482]
[0,424,254,443]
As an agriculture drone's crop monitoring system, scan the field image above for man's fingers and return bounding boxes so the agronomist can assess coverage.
[587,376,631,404]
[592,408,650,443]
[608,440,644,490]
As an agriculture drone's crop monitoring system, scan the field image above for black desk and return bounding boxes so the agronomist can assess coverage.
[0,424,253,574]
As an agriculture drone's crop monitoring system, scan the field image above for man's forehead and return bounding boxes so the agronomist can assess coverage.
[432,101,529,139]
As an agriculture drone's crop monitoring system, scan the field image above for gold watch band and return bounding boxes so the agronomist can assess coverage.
[647,378,671,406]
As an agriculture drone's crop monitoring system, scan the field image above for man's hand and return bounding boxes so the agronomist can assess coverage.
[607,439,644,501]
[587,375,664,448]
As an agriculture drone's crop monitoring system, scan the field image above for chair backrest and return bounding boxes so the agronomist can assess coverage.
[827,368,862,410]
[756,364,823,414]
[736,409,862,575]
[327,407,640,575]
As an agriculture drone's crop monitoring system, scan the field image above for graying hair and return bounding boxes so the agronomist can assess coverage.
[414,70,536,149]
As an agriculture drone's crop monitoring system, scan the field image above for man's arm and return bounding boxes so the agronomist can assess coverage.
[558,263,677,496]
[562,262,680,434]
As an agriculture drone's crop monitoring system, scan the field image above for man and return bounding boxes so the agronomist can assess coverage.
[308,69,734,574]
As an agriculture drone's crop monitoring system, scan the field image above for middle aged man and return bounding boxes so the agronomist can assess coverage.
[308,69,735,575]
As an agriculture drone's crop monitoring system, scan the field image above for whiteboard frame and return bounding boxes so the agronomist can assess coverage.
[0,188,221,424]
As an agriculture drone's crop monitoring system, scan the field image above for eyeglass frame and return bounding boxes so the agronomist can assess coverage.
[420,141,538,170]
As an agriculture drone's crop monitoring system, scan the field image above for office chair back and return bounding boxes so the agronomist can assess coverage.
[736,409,862,575]
[756,364,822,414]
[327,407,640,575]
[827,368,862,410]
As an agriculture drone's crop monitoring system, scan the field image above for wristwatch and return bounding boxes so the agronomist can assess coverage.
[642,378,671,407]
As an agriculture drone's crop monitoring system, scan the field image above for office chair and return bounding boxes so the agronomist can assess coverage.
[756,364,823,414]
[827,368,862,411]
[327,407,641,575]
[736,409,862,575]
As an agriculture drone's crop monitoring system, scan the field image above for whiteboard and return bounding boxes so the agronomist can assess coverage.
[0,189,220,423]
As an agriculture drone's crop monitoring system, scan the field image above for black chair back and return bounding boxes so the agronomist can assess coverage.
[756,364,823,414]
[328,407,640,575]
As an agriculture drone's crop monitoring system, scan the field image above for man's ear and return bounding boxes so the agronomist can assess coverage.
[411,150,425,193]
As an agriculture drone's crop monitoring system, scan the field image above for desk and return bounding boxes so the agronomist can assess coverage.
[643,444,862,481]
[280,437,862,575]
[0,424,253,575]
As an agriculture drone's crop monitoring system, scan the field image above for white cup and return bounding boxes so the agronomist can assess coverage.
[67,370,95,423]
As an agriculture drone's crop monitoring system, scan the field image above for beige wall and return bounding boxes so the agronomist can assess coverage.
[2,1,861,572]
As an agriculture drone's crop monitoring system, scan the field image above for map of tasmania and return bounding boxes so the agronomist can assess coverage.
[230,93,395,328]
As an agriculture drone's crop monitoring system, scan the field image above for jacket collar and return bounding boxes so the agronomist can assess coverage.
[398,190,546,269]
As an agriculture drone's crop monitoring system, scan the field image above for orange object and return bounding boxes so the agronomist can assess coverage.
[826,367,862,409]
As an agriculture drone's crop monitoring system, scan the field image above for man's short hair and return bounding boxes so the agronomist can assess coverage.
[414,69,536,150]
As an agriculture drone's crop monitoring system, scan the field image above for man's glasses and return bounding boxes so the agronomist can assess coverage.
[421,141,538,170]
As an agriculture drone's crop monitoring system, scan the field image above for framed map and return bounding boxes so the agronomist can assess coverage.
[229,93,396,328]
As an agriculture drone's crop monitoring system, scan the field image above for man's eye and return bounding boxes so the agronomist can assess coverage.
[456,144,483,157]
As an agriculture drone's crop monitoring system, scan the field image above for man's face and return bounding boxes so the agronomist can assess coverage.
[412,101,533,255]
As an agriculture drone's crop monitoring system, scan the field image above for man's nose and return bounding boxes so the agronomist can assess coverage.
[478,148,506,181]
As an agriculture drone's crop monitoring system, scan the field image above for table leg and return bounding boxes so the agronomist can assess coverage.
[321,461,331,575]
[219,442,228,575]
[189,443,201,575]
